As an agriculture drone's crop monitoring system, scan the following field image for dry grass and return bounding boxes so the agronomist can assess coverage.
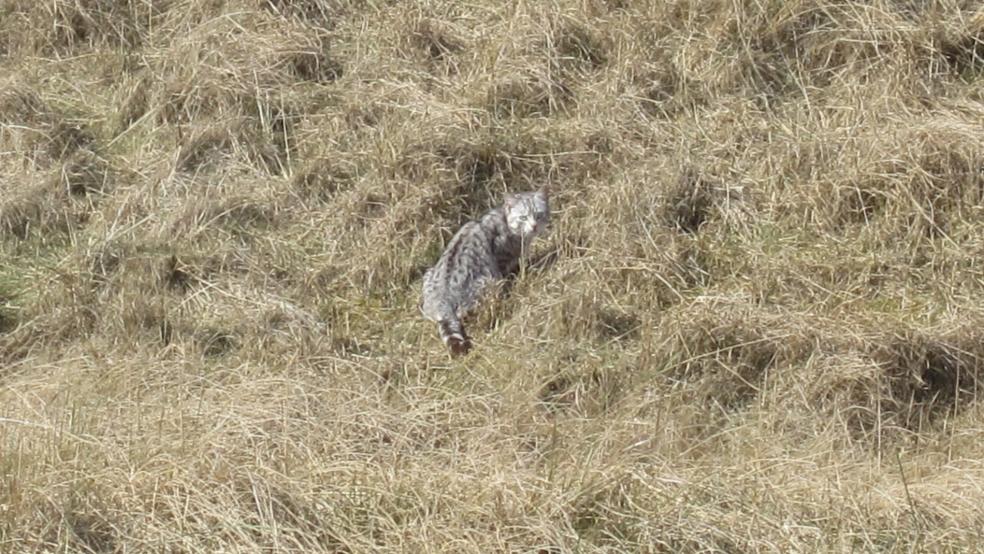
[2,0,984,551]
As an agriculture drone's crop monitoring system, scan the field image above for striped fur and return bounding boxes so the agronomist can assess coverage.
[421,190,549,355]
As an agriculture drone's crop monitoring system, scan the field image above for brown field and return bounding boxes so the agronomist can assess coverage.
[2,0,984,551]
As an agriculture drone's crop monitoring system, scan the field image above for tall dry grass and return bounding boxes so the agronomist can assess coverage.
[2,0,984,551]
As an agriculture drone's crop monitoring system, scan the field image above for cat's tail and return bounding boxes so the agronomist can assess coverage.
[439,317,471,356]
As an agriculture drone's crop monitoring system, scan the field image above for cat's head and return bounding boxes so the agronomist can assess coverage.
[504,188,550,238]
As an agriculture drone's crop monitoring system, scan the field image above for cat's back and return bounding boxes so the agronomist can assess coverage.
[423,208,506,312]
[442,208,507,262]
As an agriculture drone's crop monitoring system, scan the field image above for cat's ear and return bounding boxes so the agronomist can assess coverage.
[537,185,550,200]
[503,193,518,209]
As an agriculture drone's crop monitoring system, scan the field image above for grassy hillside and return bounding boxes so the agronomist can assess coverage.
[2,0,984,551]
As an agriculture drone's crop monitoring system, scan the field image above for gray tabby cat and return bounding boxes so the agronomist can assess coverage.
[421,189,550,354]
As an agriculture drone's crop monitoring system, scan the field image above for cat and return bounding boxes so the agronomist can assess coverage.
[421,189,550,355]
